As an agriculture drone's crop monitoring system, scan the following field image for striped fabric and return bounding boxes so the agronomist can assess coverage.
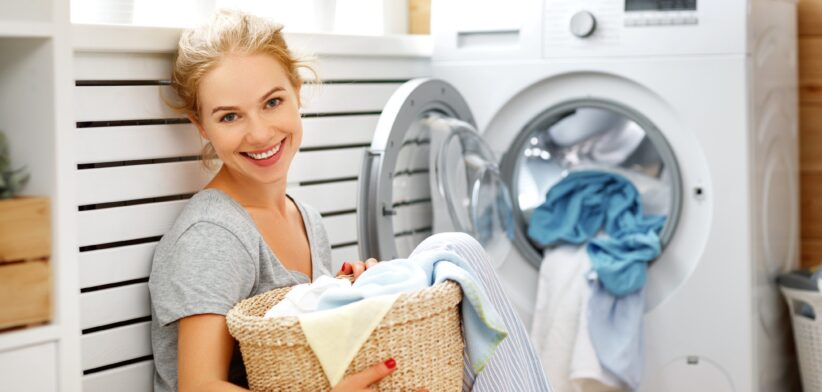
[410,233,553,392]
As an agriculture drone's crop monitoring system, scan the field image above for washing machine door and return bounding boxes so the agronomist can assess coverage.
[499,99,683,270]
[358,78,514,261]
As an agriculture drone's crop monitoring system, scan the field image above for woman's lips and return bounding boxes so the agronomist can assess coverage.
[241,141,285,167]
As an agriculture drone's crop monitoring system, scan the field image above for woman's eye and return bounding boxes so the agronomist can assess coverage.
[220,113,238,122]
[265,98,281,108]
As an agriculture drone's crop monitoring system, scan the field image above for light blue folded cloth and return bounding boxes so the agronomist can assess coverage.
[315,250,509,375]
[527,170,665,296]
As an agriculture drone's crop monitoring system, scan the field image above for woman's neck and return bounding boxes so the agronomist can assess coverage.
[207,166,289,216]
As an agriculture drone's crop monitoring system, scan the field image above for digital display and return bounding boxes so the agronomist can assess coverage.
[625,0,697,11]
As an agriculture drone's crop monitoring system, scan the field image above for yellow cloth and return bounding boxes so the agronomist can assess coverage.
[297,293,400,387]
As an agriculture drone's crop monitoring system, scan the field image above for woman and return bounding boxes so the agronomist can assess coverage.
[149,8,551,392]
[148,9,390,392]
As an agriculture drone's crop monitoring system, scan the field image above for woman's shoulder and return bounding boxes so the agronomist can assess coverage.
[290,197,322,225]
[155,189,258,258]
[176,189,251,230]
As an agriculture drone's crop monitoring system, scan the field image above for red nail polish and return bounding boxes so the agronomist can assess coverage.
[384,358,396,369]
[340,262,350,272]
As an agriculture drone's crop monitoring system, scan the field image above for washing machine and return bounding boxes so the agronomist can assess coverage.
[357,0,799,391]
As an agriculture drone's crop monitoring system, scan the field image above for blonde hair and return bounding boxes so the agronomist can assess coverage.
[168,9,315,169]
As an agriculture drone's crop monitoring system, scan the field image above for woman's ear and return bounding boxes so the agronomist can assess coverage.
[188,114,208,140]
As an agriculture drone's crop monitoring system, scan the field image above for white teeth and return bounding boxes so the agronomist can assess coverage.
[246,142,281,160]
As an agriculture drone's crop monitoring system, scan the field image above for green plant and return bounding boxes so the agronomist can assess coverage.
[0,131,29,199]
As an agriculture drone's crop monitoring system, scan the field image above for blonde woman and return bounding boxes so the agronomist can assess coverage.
[149,8,551,392]
[148,10,391,392]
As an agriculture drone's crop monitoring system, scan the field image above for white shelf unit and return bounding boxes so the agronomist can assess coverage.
[0,21,53,37]
[0,324,60,352]
[0,0,53,23]
[0,0,81,391]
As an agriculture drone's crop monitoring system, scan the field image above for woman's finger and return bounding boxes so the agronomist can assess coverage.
[336,262,353,277]
[347,358,396,387]
[364,258,378,269]
[352,261,366,280]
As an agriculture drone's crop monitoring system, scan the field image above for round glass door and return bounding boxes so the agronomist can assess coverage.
[390,114,435,257]
[391,113,514,257]
[358,78,514,261]
[500,99,683,267]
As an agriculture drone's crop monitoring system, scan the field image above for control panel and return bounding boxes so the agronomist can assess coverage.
[624,0,698,27]
[431,0,749,62]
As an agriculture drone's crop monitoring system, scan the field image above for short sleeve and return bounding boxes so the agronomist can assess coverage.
[149,222,257,326]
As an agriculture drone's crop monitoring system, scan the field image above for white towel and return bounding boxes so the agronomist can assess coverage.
[263,275,351,318]
[570,272,624,391]
[530,246,624,392]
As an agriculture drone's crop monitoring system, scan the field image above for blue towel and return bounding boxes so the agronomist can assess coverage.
[315,249,509,375]
[527,170,665,296]
[588,231,661,297]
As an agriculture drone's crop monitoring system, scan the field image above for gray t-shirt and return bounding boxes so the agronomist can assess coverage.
[148,188,333,392]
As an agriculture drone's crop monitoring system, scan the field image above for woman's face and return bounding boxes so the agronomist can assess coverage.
[193,53,302,185]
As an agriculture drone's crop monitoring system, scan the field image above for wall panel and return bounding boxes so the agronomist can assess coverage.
[800,1,822,267]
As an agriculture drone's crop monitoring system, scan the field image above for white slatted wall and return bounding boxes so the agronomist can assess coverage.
[73,47,430,391]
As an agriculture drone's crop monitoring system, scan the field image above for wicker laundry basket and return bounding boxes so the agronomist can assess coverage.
[781,285,822,392]
[226,280,465,391]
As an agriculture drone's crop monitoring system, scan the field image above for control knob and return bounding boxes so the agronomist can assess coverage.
[570,11,596,38]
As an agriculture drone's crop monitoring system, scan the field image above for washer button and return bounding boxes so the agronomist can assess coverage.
[570,10,597,38]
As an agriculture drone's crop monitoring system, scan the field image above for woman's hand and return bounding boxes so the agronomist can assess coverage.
[336,258,378,281]
[330,358,395,392]
[330,358,428,392]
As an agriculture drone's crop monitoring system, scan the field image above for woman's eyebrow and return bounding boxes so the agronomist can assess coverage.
[258,86,285,102]
[210,86,286,114]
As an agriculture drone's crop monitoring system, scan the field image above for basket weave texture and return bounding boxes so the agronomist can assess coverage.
[226,280,465,391]
[782,286,822,392]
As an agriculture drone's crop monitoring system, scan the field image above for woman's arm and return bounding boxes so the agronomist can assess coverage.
[177,312,409,392]
[178,314,249,392]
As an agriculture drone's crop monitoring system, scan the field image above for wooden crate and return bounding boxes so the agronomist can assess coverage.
[0,260,51,330]
[0,197,51,330]
[0,197,50,263]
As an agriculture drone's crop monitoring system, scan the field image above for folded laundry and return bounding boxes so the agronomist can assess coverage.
[261,246,510,387]
[263,275,351,318]
[263,275,394,387]
[299,294,401,387]
[316,249,509,375]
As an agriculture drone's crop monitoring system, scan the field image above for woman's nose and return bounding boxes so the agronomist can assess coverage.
[245,112,274,144]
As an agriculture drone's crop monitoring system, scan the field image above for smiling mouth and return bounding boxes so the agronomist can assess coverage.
[242,142,282,160]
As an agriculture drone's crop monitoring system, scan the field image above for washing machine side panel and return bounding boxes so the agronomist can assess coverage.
[749,3,802,388]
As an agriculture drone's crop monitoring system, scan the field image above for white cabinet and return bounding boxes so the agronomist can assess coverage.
[0,342,58,391]
[0,0,81,391]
